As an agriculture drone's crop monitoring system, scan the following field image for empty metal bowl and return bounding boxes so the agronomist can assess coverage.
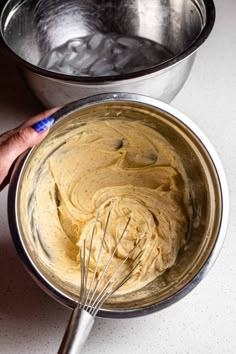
[0,0,215,107]
[8,93,229,318]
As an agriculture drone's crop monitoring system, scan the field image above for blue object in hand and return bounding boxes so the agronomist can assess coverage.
[32,117,55,133]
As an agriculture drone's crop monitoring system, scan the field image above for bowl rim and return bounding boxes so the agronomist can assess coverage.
[7,93,229,318]
[1,0,215,83]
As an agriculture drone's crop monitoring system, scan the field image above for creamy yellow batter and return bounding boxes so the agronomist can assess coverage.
[20,119,190,295]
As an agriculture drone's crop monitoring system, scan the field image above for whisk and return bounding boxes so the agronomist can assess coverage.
[58,206,145,354]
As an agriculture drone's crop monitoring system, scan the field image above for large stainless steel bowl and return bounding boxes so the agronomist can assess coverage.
[0,0,215,107]
[8,93,229,318]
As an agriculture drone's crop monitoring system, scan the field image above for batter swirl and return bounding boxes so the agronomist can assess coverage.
[20,119,190,294]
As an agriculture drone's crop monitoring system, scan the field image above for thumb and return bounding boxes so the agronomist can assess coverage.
[0,118,54,186]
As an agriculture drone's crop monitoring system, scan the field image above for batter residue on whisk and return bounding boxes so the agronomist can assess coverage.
[20,119,190,295]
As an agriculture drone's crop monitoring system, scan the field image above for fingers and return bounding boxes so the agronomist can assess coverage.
[0,108,59,145]
[0,128,18,145]
[18,107,60,129]
[0,127,47,186]
[0,107,60,190]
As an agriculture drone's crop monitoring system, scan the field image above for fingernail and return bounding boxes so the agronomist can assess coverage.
[32,117,55,133]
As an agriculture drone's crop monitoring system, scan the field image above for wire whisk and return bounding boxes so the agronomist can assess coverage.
[58,206,145,354]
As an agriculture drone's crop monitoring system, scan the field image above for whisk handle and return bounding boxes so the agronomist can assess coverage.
[58,307,95,354]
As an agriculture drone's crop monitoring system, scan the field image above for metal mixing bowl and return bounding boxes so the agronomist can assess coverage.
[0,0,215,107]
[8,93,228,318]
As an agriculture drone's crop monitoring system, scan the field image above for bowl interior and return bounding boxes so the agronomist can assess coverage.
[1,0,206,70]
[14,100,222,315]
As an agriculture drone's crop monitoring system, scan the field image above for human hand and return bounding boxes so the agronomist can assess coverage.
[0,108,59,191]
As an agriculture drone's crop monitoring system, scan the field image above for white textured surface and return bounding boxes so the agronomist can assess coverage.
[0,0,236,353]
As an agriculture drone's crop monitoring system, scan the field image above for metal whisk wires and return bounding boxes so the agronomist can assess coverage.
[58,205,145,354]
[79,206,145,317]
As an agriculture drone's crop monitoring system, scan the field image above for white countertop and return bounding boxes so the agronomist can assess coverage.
[0,0,235,353]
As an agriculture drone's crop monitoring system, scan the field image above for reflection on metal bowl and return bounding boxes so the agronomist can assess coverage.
[0,0,215,107]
